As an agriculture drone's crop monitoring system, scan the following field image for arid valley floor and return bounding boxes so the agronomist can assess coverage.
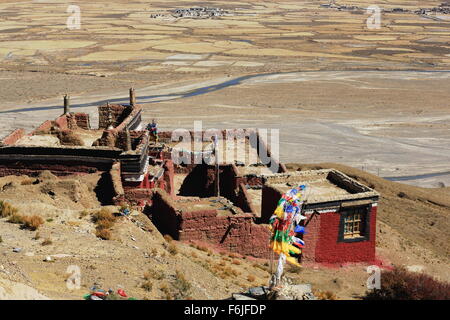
[0,0,449,299]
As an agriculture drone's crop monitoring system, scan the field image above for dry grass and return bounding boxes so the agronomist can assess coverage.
[231,259,241,265]
[41,238,53,246]
[7,213,44,231]
[92,208,116,240]
[168,242,178,255]
[141,281,153,292]
[79,210,89,219]
[315,290,337,300]
[95,228,111,240]
[0,201,18,218]
[92,208,116,223]
[143,268,164,281]
[247,275,256,282]
[163,234,173,242]
[173,270,192,300]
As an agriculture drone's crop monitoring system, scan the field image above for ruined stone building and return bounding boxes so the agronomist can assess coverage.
[0,90,379,264]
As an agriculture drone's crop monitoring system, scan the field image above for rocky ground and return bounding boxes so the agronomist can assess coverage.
[0,166,448,300]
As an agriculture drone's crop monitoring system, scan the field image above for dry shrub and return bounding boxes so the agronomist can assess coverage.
[20,178,34,186]
[315,290,337,300]
[79,210,89,219]
[163,234,173,242]
[144,268,164,281]
[364,267,450,300]
[41,238,53,246]
[95,228,111,240]
[168,242,178,255]
[7,213,24,224]
[57,130,84,146]
[92,208,116,240]
[231,259,241,265]
[141,281,153,292]
[253,263,270,273]
[247,275,256,282]
[96,219,114,230]
[160,283,173,300]
[0,201,18,218]
[8,214,44,230]
[173,270,192,300]
[92,208,116,223]
[22,215,44,231]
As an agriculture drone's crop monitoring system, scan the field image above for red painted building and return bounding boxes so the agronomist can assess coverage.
[261,169,379,263]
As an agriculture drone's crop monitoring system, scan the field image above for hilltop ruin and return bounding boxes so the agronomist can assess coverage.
[0,90,379,264]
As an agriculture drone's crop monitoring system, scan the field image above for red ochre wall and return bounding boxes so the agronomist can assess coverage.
[1,129,25,145]
[314,206,377,263]
[179,211,270,257]
[148,190,271,257]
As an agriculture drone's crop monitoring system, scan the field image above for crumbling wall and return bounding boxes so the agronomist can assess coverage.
[148,189,180,239]
[110,162,125,202]
[163,159,175,198]
[235,183,257,215]
[72,113,90,130]
[54,115,69,130]
[98,104,131,129]
[1,129,25,145]
[148,189,270,257]
[179,211,270,257]
[261,184,283,223]
[98,104,142,131]
[31,120,53,134]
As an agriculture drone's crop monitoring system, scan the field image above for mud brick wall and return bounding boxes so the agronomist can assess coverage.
[54,115,69,130]
[31,120,53,134]
[148,189,270,257]
[235,183,257,215]
[163,159,175,198]
[0,161,109,177]
[73,113,90,130]
[124,188,154,206]
[179,211,270,258]
[236,174,264,187]
[1,129,25,145]
[261,185,283,223]
[314,206,377,263]
[98,104,132,129]
[148,190,180,238]
[110,162,125,201]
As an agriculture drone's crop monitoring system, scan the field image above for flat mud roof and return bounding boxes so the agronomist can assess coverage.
[264,169,379,204]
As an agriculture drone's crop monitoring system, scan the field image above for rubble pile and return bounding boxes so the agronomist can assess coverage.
[231,284,316,300]
[150,7,233,19]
